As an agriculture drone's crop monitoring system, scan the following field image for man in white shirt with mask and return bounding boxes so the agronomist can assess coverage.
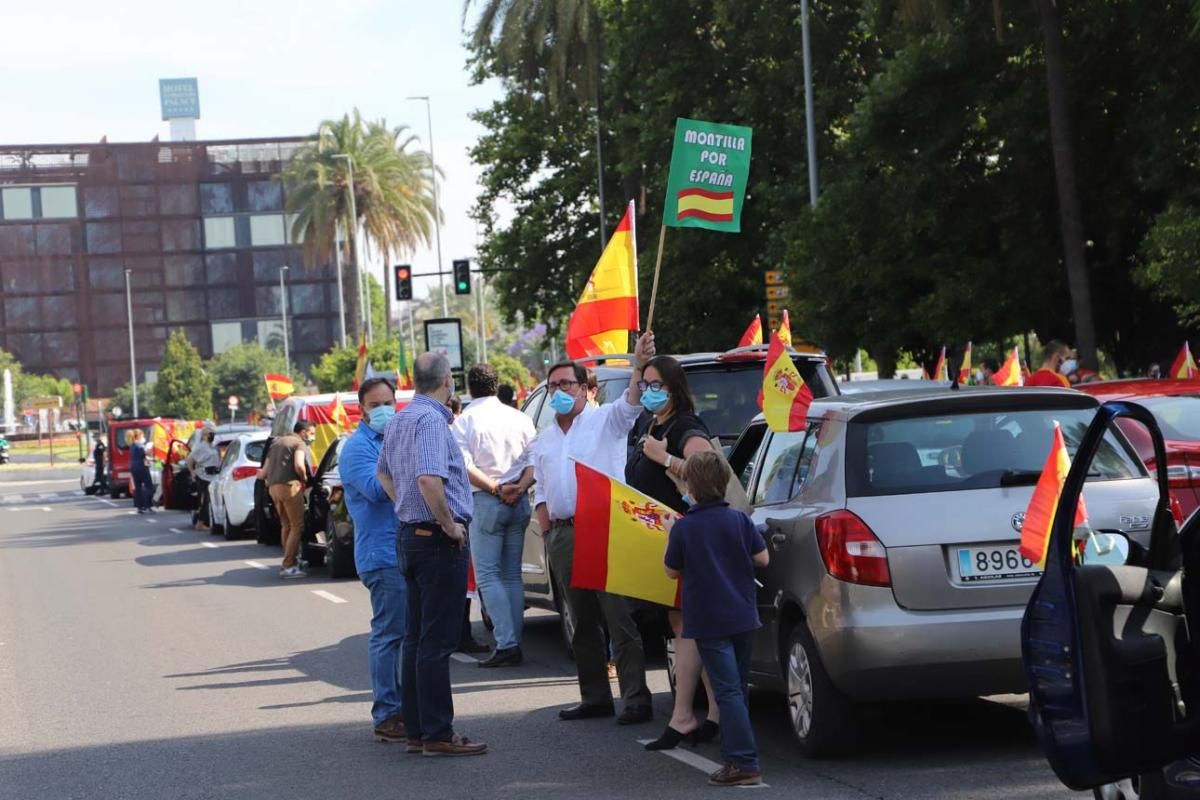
[531,331,655,725]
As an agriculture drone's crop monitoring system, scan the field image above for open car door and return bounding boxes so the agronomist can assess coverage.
[1023,400,1200,795]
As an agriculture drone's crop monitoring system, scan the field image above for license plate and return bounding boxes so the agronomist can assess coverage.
[956,545,1041,583]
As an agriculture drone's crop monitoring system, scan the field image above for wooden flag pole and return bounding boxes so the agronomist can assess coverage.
[645,223,667,332]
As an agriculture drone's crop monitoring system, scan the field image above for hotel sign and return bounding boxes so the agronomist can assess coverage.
[159,78,200,120]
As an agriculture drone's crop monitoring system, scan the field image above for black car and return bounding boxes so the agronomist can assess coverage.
[296,436,357,580]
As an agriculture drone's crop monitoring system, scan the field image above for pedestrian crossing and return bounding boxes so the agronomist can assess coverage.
[0,490,87,505]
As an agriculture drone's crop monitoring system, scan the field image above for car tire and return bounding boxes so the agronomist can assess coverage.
[211,518,225,537]
[253,484,280,546]
[326,512,356,579]
[784,621,859,758]
[109,484,122,500]
[223,514,241,541]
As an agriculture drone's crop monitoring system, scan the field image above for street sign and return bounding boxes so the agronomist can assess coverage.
[765,270,785,285]
[766,285,790,300]
[111,406,124,418]
[424,318,465,372]
[26,396,62,410]
[767,300,786,316]
[227,395,239,409]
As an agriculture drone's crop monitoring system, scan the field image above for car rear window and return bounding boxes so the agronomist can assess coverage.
[244,440,266,463]
[1140,396,1200,441]
[686,361,833,440]
[847,407,1144,497]
[113,426,154,450]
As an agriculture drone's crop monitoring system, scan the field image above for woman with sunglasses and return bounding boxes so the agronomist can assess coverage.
[625,355,721,750]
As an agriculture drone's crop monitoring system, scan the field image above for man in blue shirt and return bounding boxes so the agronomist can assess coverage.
[341,376,405,744]
[377,352,487,758]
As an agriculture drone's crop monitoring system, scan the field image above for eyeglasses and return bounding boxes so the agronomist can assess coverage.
[547,380,580,392]
[636,380,666,392]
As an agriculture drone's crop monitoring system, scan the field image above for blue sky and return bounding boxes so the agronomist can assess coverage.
[0,0,504,305]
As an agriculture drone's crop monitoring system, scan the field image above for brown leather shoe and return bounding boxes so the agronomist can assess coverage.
[422,735,488,757]
[373,714,406,743]
[708,763,762,786]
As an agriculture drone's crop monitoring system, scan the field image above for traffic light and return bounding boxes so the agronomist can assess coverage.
[394,264,412,301]
[453,259,471,295]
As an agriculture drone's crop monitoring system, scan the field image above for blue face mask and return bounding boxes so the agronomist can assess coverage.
[549,389,578,416]
[366,405,396,433]
[640,387,670,413]
[681,493,693,506]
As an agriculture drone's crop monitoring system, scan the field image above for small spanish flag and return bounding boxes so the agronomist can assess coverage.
[993,347,1024,386]
[1019,423,1089,568]
[572,462,681,607]
[933,346,948,382]
[761,328,813,433]
[264,373,294,401]
[676,188,735,223]
[737,314,763,347]
[566,201,639,359]
[778,309,793,348]
[958,342,973,384]
[353,333,368,390]
[1170,342,1197,380]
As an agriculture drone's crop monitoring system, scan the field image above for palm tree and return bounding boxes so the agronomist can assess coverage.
[282,110,438,344]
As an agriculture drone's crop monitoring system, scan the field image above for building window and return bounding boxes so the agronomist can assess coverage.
[249,214,286,247]
[247,181,283,212]
[204,216,236,249]
[2,187,33,220]
[211,321,242,355]
[199,183,234,214]
[39,186,77,219]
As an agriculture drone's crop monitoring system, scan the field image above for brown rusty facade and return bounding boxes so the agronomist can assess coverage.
[0,137,337,395]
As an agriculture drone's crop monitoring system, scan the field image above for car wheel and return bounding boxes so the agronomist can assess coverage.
[109,484,122,500]
[223,513,241,541]
[325,512,356,579]
[784,621,859,758]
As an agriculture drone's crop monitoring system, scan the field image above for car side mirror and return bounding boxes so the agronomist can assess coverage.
[1076,527,1131,567]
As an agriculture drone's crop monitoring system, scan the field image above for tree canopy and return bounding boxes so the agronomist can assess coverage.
[153,330,215,420]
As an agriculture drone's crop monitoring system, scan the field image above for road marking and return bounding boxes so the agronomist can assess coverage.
[169,528,184,533]
[202,542,219,549]
[636,740,770,788]
[450,653,478,664]
[311,590,348,604]
[99,498,119,507]
[40,506,51,512]
[244,560,270,570]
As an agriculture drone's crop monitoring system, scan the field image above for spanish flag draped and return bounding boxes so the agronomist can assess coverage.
[958,342,973,384]
[566,201,639,359]
[1019,423,1089,568]
[308,395,360,463]
[737,314,763,347]
[932,346,948,381]
[1170,342,1197,379]
[572,462,681,607]
[993,347,1024,386]
[353,333,368,390]
[761,329,813,432]
[264,373,294,401]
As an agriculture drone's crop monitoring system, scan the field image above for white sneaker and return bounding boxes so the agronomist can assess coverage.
[280,566,307,579]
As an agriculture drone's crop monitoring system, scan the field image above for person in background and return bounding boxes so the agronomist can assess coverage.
[977,358,1000,385]
[531,332,655,725]
[448,396,463,418]
[1148,363,1163,379]
[187,428,221,530]
[664,451,769,787]
[454,364,537,668]
[585,369,600,407]
[263,420,316,579]
[377,352,487,757]
[92,435,107,490]
[341,376,406,744]
[497,384,518,409]
[129,429,154,514]
[1026,340,1073,387]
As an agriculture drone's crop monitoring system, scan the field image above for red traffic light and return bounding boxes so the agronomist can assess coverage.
[394,264,413,301]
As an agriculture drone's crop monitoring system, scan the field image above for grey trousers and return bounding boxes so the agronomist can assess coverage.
[547,522,652,709]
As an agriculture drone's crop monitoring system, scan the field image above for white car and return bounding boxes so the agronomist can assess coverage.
[208,431,269,540]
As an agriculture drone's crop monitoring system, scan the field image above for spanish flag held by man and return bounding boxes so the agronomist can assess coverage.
[993,347,1024,386]
[566,201,639,359]
[761,328,813,433]
[264,373,294,401]
[352,333,369,390]
[958,342,973,384]
[737,314,763,347]
[1170,341,1197,379]
[1019,422,1089,568]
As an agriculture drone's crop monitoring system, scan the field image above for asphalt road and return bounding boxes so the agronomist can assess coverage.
[0,479,1087,800]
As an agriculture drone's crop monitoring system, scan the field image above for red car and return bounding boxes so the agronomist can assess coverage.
[1076,378,1200,521]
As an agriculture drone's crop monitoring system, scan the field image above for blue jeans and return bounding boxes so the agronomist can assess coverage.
[360,566,406,726]
[697,631,759,771]
[131,469,154,511]
[470,492,531,650]
[398,523,469,743]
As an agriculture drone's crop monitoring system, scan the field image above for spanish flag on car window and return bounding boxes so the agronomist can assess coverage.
[777,309,793,348]
[264,374,294,401]
[572,462,681,607]
[1019,422,1089,568]
[958,342,973,384]
[761,328,812,433]
[1170,341,1197,379]
[566,201,639,359]
[993,346,1024,386]
[737,314,763,347]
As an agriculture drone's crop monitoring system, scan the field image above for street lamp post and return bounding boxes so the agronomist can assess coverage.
[332,153,371,343]
[801,0,818,207]
[407,95,448,317]
[124,269,138,418]
[279,265,291,375]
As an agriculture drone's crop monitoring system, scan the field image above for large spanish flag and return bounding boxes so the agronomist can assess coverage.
[958,342,973,384]
[994,347,1024,386]
[762,328,813,432]
[1019,423,1089,568]
[308,395,361,463]
[572,462,681,607]
[737,314,763,347]
[1170,342,1197,379]
[566,201,639,359]
[676,187,735,224]
[265,373,294,401]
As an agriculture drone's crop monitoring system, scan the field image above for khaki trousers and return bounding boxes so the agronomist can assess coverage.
[270,481,306,568]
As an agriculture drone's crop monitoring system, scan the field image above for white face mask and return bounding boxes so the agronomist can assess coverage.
[974,370,984,383]
[1060,358,1078,375]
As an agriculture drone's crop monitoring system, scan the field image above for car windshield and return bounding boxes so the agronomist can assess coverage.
[848,407,1144,497]
[1140,396,1200,441]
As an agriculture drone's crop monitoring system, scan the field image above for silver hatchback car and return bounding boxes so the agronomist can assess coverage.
[726,386,1159,756]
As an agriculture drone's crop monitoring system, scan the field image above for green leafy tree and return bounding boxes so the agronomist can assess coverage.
[283,110,439,343]
[153,330,215,420]
[109,381,157,419]
[1139,205,1200,328]
[208,344,288,418]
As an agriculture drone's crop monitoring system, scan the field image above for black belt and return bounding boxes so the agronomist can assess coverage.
[550,517,575,529]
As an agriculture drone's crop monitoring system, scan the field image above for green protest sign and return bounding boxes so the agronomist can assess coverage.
[662,117,753,233]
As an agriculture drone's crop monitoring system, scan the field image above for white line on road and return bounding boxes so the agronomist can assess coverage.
[169,528,184,534]
[202,542,219,549]
[450,653,479,664]
[311,590,348,604]
[98,498,119,507]
[636,740,770,788]
[40,506,51,512]
[244,560,270,570]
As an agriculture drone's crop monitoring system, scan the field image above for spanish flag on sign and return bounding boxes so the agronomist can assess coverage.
[566,201,639,359]
[572,462,681,607]
[676,188,735,224]
[761,328,813,433]
[264,373,294,401]
[1019,422,1089,568]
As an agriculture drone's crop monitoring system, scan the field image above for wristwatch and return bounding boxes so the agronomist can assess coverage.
[492,483,503,497]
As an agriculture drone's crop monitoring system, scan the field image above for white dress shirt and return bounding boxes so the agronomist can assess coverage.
[531,390,643,520]
[452,395,537,485]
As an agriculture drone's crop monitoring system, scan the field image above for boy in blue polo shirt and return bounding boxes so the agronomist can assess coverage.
[664,450,769,787]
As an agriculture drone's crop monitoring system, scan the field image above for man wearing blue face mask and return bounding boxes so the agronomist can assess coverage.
[531,331,656,725]
[340,375,407,744]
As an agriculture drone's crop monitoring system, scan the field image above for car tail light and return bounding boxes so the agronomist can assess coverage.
[815,510,891,587]
[1170,493,1186,527]
[232,466,258,481]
